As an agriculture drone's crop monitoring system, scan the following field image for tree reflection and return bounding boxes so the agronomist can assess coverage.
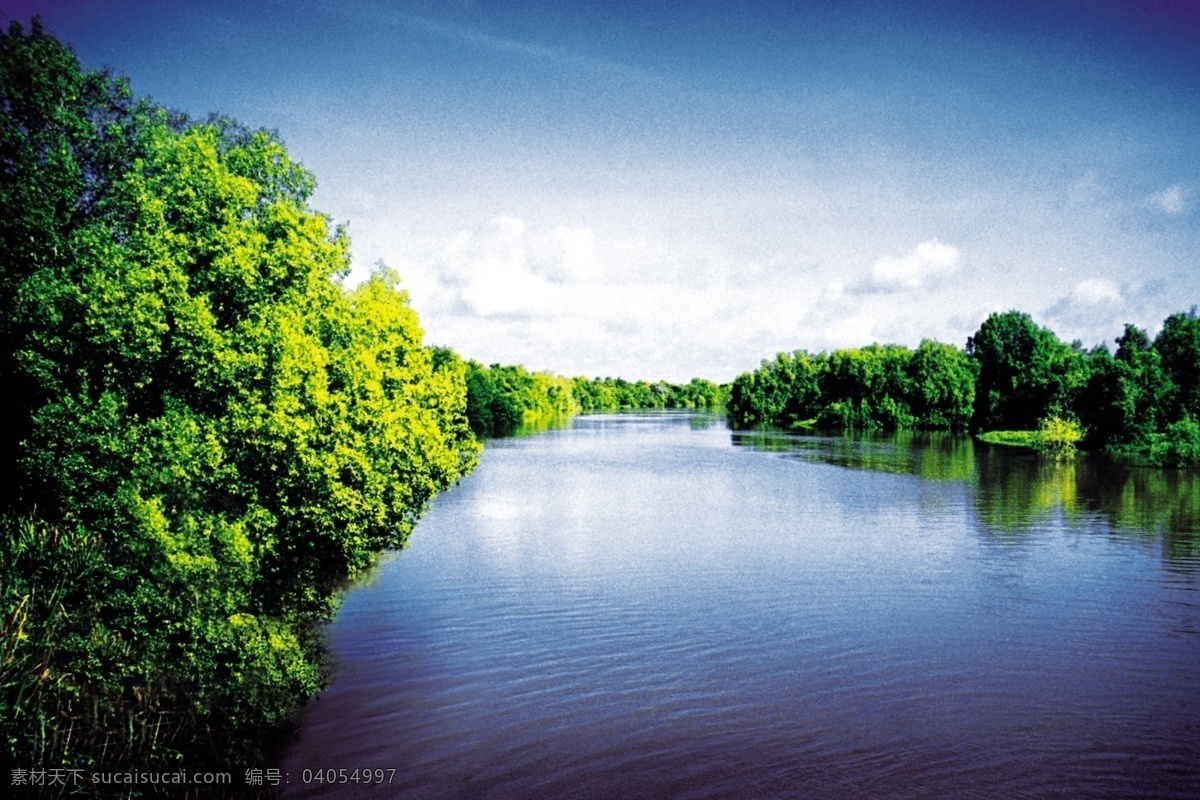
[731,429,1200,564]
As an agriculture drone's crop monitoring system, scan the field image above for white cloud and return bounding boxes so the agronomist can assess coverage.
[861,238,961,293]
[822,280,845,301]
[1043,278,1126,345]
[530,225,598,283]
[1070,278,1122,306]
[418,216,760,378]
[1146,184,1186,215]
[433,216,601,317]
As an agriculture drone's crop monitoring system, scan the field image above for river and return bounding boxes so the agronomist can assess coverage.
[280,412,1199,799]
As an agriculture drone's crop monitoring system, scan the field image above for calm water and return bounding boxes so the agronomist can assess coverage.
[281,413,1200,799]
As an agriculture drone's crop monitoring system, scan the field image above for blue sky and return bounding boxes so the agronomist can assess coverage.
[7,0,1199,381]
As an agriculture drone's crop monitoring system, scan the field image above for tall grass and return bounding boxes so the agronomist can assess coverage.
[2,517,192,783]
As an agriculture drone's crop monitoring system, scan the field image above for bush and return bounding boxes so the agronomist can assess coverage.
[1037,416,1082,460]
[976,416,1081,460]
[1,20,479,777]
[1144,417,1200,467]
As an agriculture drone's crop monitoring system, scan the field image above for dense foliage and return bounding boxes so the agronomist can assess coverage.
[462,361,577,437]
[728,309,1200,465]
[966,311,1088,431]
[571,376,726,414]
[727,340,977,432]
[1,19,478,778]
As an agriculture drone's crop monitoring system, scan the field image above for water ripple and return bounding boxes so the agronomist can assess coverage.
[282,415,1200,799]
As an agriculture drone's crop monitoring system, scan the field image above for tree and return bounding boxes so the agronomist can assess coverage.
[1155,309,1200,421]
[907,339,976,430]
[727,351,824,429]
[0,18,158,505]
[818,344,915,429]
[2,20,478,771]
[966,311,1084,431]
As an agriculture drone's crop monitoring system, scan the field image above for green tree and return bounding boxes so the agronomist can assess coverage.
[1079,325,1170,447]
[907,339,976,430]
[2,21,478,772]
[817,344,915,429]
[966,311,1085,431]
[0,18,159,506]
[463,361,577,436]
[727,351,824,429]
[1155,309,1200,421]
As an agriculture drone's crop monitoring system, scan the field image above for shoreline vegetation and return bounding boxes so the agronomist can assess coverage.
[2,17,1197,794]
[975,416,1083,460]
[1,18,483,784]
[726,309,1200,467]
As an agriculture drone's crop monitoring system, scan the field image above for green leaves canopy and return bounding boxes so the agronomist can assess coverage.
[728,342,975,432]
[2,19,477,769]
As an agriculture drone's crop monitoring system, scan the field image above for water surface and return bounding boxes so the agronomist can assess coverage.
[282,413,1199,799]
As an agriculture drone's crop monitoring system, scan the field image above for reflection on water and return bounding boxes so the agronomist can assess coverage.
[503,410,722,439]
[284,413,1200,799]
[500,413,574,439]
[732,429,1200,563]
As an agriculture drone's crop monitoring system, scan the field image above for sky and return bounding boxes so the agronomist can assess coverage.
[6,0,1200,382]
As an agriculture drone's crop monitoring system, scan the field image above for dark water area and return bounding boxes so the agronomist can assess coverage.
[280,413,1200,799]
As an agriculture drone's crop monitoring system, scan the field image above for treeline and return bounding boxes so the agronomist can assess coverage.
[463,362,726,437]
[572,376,726,413]
[1,20,479,778]
[728,310,1200,466]
[728,340,976,431]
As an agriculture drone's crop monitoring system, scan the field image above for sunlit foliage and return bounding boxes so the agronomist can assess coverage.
[1,19,477,774]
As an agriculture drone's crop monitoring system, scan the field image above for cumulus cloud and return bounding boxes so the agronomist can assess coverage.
[416,215,772,379]
[1044,278,1126,345]
[1146,184,1186,215]
[530,225,598,284]
[434,216,598,317]
[1070,278,1122,306]
[853,239,961,293]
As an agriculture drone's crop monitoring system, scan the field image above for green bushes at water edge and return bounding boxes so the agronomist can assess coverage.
[462,361,577,437]
[727,340,976,432]
[1,19,478,779]
[728,310,1200,466]
[1107,417,1200,467]
[976,416,1082,460]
